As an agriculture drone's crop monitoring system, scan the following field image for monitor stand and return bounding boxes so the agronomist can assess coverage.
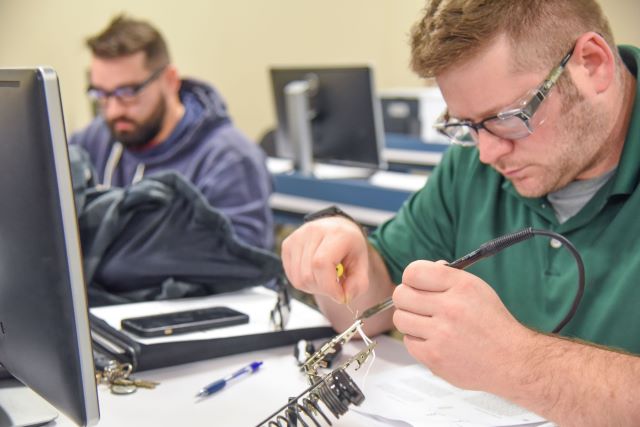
[0,381,58,427]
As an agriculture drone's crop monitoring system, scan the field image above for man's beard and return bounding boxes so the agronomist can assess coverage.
[508,88,610,197]
[108,99,166,150]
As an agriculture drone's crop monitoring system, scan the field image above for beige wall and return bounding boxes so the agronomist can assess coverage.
[1,1,637,141]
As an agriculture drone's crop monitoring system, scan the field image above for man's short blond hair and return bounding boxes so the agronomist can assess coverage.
[410,0,616,79]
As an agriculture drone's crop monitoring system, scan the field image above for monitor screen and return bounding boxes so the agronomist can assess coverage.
[0,68,99,426]
[270,66,385,170]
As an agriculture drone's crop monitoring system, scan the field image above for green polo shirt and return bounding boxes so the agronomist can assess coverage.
[369,45,640,353]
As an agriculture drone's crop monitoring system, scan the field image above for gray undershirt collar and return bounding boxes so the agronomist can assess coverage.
[547,168,617,224]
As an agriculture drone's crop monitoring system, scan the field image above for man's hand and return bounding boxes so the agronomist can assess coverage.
[392,260,533,392]
[281,216,370,304]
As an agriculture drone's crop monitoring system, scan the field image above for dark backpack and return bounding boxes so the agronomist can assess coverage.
[68,145,283,306]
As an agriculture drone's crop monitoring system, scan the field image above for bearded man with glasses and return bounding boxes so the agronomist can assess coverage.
[281,1,640,424]
[70,15,273,250]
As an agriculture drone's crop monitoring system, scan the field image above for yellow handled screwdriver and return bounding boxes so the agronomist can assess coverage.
[336,262,393,320]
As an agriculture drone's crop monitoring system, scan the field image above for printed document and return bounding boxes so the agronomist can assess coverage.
[352,364,549,427]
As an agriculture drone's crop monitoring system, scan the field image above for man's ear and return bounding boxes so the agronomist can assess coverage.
[163,65,181,94]
[570,31,616,95]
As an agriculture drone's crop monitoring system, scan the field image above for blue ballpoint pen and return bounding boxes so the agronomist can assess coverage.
[196,361,263,398]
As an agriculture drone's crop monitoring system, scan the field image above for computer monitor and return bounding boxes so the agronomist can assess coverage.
[270,66,386,173]
[0,68,99,426]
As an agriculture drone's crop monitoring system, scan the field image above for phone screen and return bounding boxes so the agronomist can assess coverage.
[120,306,249,337]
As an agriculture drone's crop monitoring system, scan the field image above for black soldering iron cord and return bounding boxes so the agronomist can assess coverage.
[446,227,585,333]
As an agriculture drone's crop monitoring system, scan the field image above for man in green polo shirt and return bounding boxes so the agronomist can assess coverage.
[282,0,640,424]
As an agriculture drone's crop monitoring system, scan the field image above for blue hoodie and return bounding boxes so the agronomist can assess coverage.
[70,79,274,249]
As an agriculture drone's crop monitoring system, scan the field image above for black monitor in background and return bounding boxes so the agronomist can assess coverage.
[270,66,386,173]
[0,68,99,426]
[380,97,422,137]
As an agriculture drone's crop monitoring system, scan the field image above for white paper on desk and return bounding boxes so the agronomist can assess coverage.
[90,287,331,345]
[266,157,294,174]
[353,364,547,427]
[368,170,429,192]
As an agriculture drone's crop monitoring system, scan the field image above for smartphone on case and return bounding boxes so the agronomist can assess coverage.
[120,306,249,337]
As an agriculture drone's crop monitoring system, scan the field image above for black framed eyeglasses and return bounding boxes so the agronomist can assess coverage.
[86,65,167,105]
[434,46,575,146]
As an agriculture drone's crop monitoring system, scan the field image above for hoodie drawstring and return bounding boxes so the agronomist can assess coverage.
[102,142,146,188]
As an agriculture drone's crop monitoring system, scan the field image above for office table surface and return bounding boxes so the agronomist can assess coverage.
[269,167,431,226]
[47,334,414,426]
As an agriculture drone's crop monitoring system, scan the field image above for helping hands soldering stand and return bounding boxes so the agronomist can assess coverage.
[256,227,585,426]
[255,299,387,426]
[255,327,376,426]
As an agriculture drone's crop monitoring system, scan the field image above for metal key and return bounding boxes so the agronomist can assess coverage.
[111,377,135,386]
[132,379,160,389]
[103,361,133,383]
[97,360,159,392]
[112,375,159,389]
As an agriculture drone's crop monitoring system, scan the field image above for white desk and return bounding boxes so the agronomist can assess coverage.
[9,333,553,426]
[4,291,550,426]
[43,335,414,426]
